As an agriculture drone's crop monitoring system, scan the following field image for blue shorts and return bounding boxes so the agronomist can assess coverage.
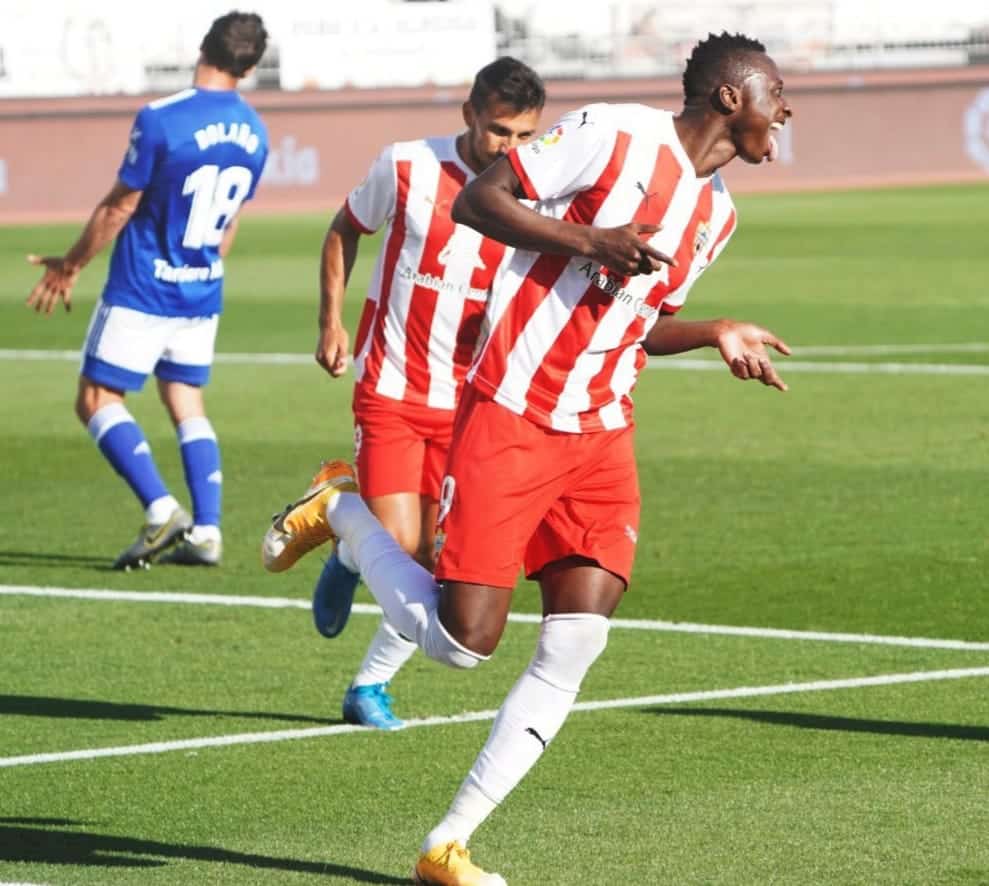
[80,299,219,391]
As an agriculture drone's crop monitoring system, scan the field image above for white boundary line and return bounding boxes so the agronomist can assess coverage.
[2,667,986,769]
[2,348,988,377]
[3,585,989,651]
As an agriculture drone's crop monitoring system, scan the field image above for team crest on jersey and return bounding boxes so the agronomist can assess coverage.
[693,221,712,255]
[127,126,142,164]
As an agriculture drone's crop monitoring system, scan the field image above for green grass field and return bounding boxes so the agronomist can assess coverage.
[1,184,987,885]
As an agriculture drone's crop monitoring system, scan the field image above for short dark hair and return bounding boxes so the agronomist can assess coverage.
[468,57,546,113]
[682,32,768,102]
[200,11,268,78]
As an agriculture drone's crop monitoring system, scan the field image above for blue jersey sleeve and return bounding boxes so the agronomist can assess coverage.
[246,127,269,201]
[117,107,165,191]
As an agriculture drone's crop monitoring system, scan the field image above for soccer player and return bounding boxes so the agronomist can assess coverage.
[263,31,792,885]
[303,58,544,730]
[26,12,269,570]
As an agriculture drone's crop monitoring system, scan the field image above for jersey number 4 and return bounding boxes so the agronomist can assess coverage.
[182,164,253,249]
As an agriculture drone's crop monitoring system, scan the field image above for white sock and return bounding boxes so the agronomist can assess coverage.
[421,780,498,852]
[352,618,417,688]
[423,614,609,849]
[146,495,180,525]
[327,492,439,644]
[336,538,359,574]
[188,524,221,544]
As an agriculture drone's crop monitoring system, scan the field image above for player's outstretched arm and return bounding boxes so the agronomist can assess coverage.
[25,180,141,315]
[452,159,675,276]
[316,208,362,377]
[644,315,791,392]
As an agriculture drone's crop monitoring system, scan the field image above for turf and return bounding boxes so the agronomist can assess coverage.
[0,183,987,885]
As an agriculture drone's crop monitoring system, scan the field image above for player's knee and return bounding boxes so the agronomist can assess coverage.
[421,613,490,670]
[531,613,610,693]
[74,383,110,425]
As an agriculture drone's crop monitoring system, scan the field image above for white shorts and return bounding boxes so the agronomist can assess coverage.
[80,299,219,391]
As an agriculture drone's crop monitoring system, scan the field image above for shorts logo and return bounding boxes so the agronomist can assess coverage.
[624,525,638,544]
[354,424,363,461]
[693,221,711,255]
[437,475,456,525]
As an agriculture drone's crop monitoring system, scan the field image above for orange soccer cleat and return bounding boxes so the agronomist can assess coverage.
[261,460,357,573]
[413,842,507,886]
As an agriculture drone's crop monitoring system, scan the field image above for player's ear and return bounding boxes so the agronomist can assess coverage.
[461,101,476,130]
[713,83,741,115]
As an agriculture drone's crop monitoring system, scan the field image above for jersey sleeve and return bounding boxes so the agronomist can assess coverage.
[344,144,396,234]
[117,106,164,191]
[507,104,617,202]
[246,120,269,201]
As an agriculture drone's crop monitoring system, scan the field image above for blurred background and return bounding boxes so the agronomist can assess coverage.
[2,0,989,219]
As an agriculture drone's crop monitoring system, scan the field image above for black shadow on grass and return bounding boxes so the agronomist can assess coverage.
[0,549,111,568]
[0,819,408,883]
[0,694,339,726]
[649,707,989,741]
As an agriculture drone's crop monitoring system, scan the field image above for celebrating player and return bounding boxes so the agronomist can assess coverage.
[26,12,269,569]
[298,58,544,730]
[263,31,792,885]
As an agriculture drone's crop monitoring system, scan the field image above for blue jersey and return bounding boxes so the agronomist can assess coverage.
[103,88,269,318]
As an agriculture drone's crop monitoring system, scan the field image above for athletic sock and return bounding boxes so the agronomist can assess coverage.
[327,492,439,642]
[351,618,417,688]
[187,524,221,544]
[422,614,609,850]
[177,416,221,528]
[87,403,169,509]
[327,492,484,669]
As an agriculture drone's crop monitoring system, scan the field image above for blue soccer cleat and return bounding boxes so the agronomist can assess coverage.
[312,547,361,638]
[342,683,405,731]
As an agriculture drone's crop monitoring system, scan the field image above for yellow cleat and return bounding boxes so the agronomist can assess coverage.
[413,842,507,886]
[261,460,358,573]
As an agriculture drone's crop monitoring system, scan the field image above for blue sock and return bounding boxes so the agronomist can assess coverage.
[87,403,169,508]
[177,416,222,528]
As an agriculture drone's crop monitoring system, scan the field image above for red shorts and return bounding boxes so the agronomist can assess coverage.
[433,385,641,589]
[352,383,454,500]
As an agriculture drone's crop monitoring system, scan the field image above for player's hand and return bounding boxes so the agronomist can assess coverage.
[588,223,677,277]
[715,322,792,392]
[315,323,350,378]
[25,254,80,314]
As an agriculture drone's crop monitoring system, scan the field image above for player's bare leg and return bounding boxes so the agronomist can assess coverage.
[416,559,618,883]
[156,380,222,566]
[315,491,617,881]
[77,377,189,569]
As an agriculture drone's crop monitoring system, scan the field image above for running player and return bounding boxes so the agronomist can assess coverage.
[304,58,544,730]
[263,31,792,885]
[26,12,269,569]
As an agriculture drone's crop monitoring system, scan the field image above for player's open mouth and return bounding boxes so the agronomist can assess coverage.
[765,121,784,162]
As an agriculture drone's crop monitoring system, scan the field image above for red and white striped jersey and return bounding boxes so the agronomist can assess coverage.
[346,135,508,410]
[468,104,738,433]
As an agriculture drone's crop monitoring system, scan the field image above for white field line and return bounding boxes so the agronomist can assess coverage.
[1,666,986,769]
[3,585,989,652]
[2,348,988,377]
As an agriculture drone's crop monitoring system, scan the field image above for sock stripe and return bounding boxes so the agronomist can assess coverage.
[177,416,217,444]
[87,402,135,443]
